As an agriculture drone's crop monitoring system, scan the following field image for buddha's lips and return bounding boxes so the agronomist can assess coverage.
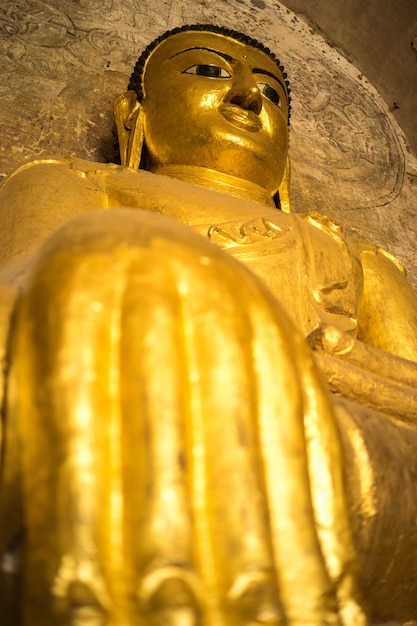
[219,104,262,132]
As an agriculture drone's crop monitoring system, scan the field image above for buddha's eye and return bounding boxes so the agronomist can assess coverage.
[183,64,231,78]
[257,83,281,107]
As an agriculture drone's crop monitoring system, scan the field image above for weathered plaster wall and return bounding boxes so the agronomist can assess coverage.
[279,0,417,157]
[1,0,416,289]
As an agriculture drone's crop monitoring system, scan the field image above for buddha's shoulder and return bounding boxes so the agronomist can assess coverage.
[296,210,405,275]
[0,157,120,196]
[0,157,163,213]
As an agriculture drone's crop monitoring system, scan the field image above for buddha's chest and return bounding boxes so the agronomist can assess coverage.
[103,168,363,336]
[192,212,363,338]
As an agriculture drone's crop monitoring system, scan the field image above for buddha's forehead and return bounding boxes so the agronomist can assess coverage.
[144,30,284,81]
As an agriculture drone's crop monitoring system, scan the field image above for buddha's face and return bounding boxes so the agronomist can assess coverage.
[141,30,289,196]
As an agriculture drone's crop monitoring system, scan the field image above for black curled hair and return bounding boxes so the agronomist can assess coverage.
[128,23,291,125]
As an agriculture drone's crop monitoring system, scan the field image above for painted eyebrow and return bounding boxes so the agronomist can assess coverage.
[169,47,233,63]
[252,67,287,93]
[169,48,287,96]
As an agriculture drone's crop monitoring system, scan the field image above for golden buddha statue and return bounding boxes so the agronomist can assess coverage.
[1,24,417,626]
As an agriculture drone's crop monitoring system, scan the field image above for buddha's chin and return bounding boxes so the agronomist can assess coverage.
[147,132,286,198]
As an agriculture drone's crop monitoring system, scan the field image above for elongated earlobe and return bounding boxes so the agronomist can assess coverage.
[278,156,291,213]
[114,91,144,169]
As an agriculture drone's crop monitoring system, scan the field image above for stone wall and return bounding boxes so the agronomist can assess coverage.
[1,0,417,288]
[278,0,417,158]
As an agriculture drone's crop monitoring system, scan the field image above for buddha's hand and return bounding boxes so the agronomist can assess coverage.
[9,209,366,626]
[308,325,417,421]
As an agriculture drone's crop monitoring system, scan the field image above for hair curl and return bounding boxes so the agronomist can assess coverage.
[128,23,291,125]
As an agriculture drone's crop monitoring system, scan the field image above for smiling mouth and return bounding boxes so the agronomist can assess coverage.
[219,104,262,132]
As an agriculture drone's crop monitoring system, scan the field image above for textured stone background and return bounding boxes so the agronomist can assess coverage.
[1,0,416,288]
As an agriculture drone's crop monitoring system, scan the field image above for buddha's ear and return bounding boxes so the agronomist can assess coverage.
[114,91,144,169]
[278,156,291,213]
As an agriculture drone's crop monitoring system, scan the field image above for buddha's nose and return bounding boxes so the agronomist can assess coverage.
[224,68,262,115]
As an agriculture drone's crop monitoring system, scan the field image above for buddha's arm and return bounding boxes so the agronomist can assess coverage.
[357,242,417,362]
[0,285,19,550]
[2,208,366,625]
[307,242,417,418]
[0,159,108,553]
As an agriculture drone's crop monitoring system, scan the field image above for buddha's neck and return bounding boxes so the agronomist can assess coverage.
[150,164,275,208]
